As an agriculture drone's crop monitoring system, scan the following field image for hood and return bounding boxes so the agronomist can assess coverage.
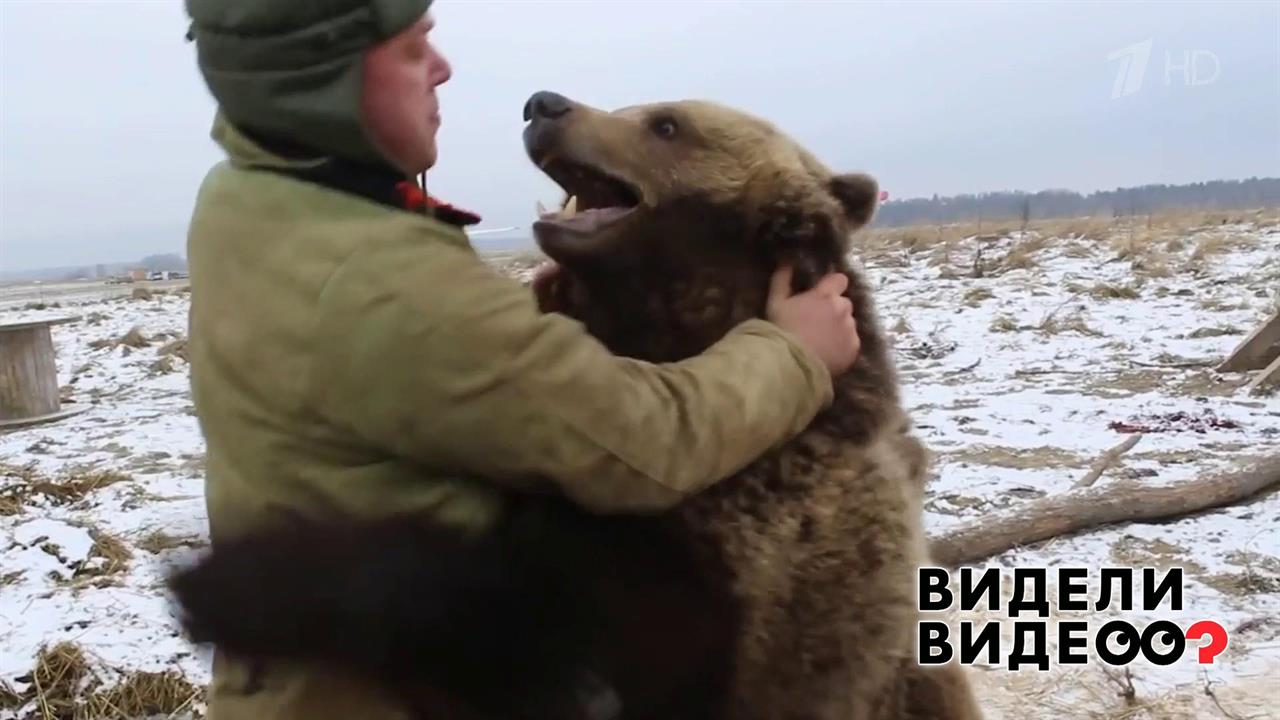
[185,0,432,171]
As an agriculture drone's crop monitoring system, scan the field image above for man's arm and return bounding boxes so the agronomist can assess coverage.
[310,238,834,514]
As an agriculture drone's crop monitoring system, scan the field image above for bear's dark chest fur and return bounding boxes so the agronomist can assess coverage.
[533,262,928,720]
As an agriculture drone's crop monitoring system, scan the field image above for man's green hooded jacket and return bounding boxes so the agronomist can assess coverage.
[183,1,833,717]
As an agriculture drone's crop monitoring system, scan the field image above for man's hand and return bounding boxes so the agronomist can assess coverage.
[766,265,860,377]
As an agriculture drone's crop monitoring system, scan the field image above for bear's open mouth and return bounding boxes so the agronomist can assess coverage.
[534,160,641,236]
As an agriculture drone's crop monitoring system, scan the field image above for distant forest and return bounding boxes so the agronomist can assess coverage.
[874,177,1280,228]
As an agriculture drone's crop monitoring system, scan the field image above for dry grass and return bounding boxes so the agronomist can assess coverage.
[83,527,132,578]
[854,208,1279,263]
[1198,296,1251,312]
[1036,302,1103,337]
[85,669,203,720]
[1132,252,1173,278]
[1155,207,1280,230]
[863,226,950,255]
[87,327,149,352]
[157,338,189,362]
[963,287,995,307]
[1109,228,1159,262]
[148,356,178,375]
[1061,240,1095,258]
[1000,234,1051,270]
[2,642,202,720]
[135,530,204,555]
[1187,232,1233,264]
[0,679,22,711]
[149,337,191,375]
[989,314,1021,333]
[1065,281,1141,301]
[1185,232,1262,275]
[1033,215,1116,240]
[0,464,131,516]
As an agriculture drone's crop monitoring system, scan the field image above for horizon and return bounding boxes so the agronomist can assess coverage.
[2,0,1278,272]
[1,173,1277,277]
[3,174,1275,280]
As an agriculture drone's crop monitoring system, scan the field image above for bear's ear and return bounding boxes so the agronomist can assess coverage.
[828,172,879,229]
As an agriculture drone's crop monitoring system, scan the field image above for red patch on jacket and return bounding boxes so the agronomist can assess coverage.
[395,181,481,227]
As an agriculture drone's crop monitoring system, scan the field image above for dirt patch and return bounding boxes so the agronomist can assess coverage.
[1186,325,1244,339]
[926,493,994,516]
[1078,369,1247,399]
[1109,536,1206,577]
[1203,570,1280,597]
[942,444,1088,470]
[1127,449,1202,465]
[1202,550,1280,597]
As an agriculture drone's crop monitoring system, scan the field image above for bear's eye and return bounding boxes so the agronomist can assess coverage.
[650,116,679,140]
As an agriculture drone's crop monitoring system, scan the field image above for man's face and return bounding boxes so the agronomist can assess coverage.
[361,15,452,174]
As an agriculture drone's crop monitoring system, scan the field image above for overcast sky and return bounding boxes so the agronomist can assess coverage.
[1,0,1277,272]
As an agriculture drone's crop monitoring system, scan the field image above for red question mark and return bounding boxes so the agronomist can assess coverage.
[1186,621,1229,664]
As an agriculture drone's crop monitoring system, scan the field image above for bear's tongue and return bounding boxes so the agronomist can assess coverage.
[536,195,630,233]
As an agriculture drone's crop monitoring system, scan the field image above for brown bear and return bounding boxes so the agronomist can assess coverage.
[519,91,983,720]
[167,92,983,720]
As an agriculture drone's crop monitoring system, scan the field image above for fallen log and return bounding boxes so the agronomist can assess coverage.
[930,454,1280,567]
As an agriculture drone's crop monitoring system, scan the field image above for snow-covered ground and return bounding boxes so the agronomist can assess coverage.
[1,219,1277,718]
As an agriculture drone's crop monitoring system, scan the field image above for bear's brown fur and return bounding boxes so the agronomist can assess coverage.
[166,92,984,720]
[523,91,983,720]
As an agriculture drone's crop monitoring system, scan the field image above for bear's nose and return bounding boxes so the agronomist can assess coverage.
[523,91,573,122]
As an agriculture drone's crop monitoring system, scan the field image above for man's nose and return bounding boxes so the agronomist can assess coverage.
[523,91,573,122]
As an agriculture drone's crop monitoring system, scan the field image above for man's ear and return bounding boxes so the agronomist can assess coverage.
[828,172,879,229]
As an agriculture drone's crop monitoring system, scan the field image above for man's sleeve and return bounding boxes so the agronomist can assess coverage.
[310,239,833,514]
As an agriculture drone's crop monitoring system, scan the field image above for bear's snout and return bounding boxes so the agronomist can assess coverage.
[523,91,578,164]
[523,90,574,123]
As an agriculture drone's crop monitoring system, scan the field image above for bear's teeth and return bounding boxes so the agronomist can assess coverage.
[536,200,549,218]
[562,195,578,218]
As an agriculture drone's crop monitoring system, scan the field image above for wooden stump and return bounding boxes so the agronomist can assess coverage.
[0,316,85,429]
[1217,311,1280,393]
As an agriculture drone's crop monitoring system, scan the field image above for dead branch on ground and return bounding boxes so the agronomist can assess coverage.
[1073,434,1144,489]
[1201,670,1250,720]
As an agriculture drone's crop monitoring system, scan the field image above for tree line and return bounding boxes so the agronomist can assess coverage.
[875,177,1280,227]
